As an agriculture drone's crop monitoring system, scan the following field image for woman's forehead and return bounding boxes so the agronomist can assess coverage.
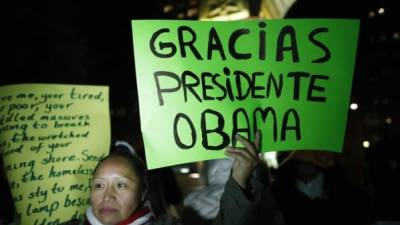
[95,157,136,176]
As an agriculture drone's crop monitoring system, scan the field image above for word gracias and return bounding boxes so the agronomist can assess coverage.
[150,21,330,62]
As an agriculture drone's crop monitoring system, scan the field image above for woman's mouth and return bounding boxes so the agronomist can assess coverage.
[99,207,117,215]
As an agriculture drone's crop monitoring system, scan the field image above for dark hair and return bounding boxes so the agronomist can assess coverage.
[92,146,149,199]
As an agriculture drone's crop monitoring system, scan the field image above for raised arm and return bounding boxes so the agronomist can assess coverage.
[212,131,278,225]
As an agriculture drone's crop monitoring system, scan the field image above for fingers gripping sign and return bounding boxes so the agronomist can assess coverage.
[225,131,261,189]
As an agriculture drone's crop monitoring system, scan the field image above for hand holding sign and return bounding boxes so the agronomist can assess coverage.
[225,131,261,189]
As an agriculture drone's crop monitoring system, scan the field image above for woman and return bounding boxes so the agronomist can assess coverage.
[88,150,157,225]
[66,131,273,225]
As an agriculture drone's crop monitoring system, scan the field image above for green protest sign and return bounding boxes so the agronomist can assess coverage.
[131,19,359,169]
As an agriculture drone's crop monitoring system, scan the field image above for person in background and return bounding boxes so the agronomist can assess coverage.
[182,158,234,224]
[271,150,370,225]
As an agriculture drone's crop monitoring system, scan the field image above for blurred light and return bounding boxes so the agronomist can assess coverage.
[368,11,375,18]
[393,32,400,40]
[260,0,297,19]
[262,152,278,169]
[385,117,393,124]
[378,7,385,15]
[179,168,190,173]
[199,0,250,21]
[362,140,370,149]
[189,173,200,179]
[163,4,174,13]
[201,10,249,20]
[350,103,358,111]
[177,12,185,18]
[187,8,198,17]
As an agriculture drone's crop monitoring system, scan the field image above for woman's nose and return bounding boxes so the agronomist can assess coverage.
[104,186,116,201]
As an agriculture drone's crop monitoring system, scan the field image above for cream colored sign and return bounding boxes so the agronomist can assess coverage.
[0,84,110,225]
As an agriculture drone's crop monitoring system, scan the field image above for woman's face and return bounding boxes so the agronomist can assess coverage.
[90,157,142,225]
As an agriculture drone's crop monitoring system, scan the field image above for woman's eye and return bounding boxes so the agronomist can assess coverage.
[117,183,128,188]
[94,183,104,189]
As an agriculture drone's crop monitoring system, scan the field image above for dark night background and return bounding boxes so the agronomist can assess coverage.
[1,0,399,141]
[1,0,400,224]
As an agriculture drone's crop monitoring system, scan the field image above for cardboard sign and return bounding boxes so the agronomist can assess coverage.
[131,19,359,169]
[0,84,110,224]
